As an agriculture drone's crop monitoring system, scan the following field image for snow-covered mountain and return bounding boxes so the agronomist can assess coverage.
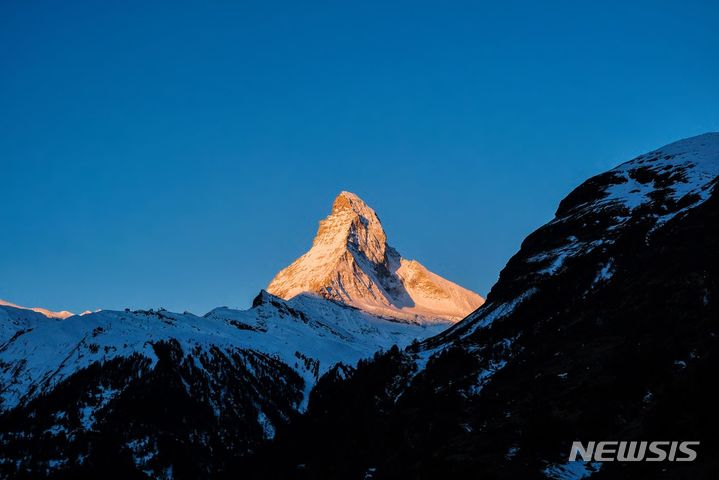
[258,133,719,479]
[0,190,472,477]
[0,186,481,479]
[0,191,472,428]
[0,292,443,413]
[268,191,484,323]
[4,133,716,479]
[7,132,716,479]
[0,289,446,477]
[0,299,74,319]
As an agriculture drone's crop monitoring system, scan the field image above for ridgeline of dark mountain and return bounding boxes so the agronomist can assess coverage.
[244,133,719,479]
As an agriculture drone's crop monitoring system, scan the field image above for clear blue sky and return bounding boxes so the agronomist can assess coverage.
[1,1,717,314]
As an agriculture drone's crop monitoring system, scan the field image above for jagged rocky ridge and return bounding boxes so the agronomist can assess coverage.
[249,133,719,479]
[268,191,484,323]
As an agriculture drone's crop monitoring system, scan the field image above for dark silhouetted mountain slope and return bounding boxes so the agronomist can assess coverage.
[251,133,719,480]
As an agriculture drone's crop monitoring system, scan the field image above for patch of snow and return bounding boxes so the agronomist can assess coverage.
[465,358,508,396]
[44,424,67,436]
[364,467,377,479]
[127,437,156,467]
[459,288,538,338]
[78,385,119,430]
[543,460,602,480]
[256,411,275,440]
[529,243,582,275]
[163,465,174,479]
[603,133,719,229]
[591,261,614,287]
[530,240,611,278]
[46,458,67,470]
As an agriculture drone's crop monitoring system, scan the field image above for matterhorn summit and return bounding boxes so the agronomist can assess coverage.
[267,191,484,323]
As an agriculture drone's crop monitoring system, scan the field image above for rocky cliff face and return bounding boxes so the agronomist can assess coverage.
[253,133,719,480]
[267,191,484,323]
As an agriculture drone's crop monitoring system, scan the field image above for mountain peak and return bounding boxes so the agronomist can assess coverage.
[267,192,484,323]
[331,190,367,211]
[0,299,73,319]
[313,191,388,264]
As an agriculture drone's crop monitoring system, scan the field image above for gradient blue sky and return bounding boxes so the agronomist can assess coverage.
[2,1,718,314]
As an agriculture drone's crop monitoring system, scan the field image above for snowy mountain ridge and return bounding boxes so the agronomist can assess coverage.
[267,191,484,323]
[0,299,74,319]
[430,133,719,350]
[0,291,444,415]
